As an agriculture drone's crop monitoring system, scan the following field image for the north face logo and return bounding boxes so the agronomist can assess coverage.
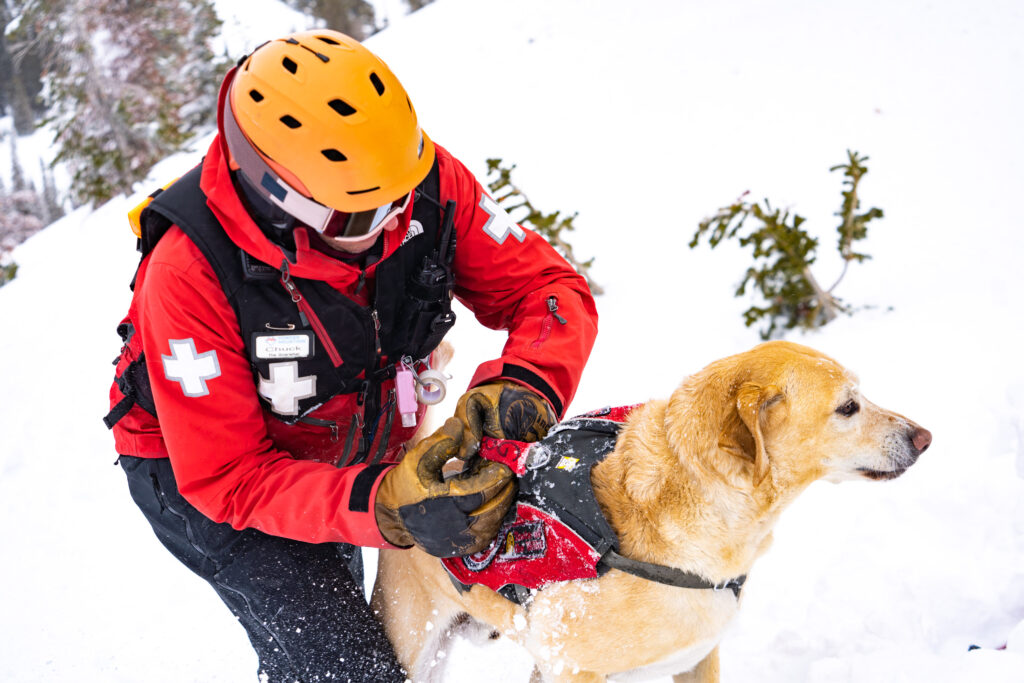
[401,219,424,245]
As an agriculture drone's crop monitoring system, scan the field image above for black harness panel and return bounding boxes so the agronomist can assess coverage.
[517,416,624,560]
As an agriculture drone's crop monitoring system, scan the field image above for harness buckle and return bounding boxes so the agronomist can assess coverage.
[712,576,745,598]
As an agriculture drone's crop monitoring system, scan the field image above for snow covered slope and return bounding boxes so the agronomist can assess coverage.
[1,0,1023,681]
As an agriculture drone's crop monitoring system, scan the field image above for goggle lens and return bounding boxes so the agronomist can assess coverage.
[325,192,412,241]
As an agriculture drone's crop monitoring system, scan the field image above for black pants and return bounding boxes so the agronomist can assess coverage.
[119,455,406,683]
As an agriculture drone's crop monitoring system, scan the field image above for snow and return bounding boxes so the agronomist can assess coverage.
[1,0,1023,681]
[0,115,66,200]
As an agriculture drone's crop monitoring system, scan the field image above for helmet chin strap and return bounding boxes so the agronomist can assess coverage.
[222,84,336,232]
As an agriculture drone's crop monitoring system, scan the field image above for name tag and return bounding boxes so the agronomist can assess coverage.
[252,332,314,360]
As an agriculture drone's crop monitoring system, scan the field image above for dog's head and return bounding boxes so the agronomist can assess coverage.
[665,341,931,494]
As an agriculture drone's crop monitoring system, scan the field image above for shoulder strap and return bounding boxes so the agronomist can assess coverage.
[139,164,252,301]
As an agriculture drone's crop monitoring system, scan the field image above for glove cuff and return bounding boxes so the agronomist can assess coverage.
[473,363,563,418]
[374,504,415,549]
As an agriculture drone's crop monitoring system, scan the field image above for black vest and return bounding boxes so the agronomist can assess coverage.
[517,416,622,559]
[108,160,456,463]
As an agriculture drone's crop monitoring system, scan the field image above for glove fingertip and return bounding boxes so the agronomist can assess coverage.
[441,417,465,440]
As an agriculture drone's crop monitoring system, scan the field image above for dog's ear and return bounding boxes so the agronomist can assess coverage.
[724,383,784,484]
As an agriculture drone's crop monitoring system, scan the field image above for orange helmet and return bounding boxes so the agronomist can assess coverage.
[230,30,434,214]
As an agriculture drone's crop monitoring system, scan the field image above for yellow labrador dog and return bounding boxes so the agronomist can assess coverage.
[372,341,931,682]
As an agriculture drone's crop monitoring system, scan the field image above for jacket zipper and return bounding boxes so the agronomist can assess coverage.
[278,263,345,368]
[532,295,568,349]
[297,415,339,442]
[352,308,386,465]
[371,389,397,465]
[337,414,362,468]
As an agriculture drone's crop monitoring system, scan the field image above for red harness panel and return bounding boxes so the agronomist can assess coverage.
[442,501,604,592]
[440,405,641,598]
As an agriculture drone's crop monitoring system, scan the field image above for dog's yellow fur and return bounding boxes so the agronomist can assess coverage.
[372,341,930,682]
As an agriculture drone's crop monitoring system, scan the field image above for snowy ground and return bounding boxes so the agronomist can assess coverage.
[2,0,1023,681]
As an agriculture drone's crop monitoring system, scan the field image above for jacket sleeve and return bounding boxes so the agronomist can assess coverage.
[135,231,396,547]
[437,147,598,417]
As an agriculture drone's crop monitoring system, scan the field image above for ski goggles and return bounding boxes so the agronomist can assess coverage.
[322,190,412,243]
[223,86,411,238]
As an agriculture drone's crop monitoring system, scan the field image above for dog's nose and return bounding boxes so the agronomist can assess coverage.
[910,427,932,455]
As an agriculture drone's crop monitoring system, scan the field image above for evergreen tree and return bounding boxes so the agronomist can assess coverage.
[690,151,883,339]
[9,132,26,192]
[27,0,226,204]
[0,2,12,115]
[0,171,46,288]
[3,1,50,134]
[39,158,64,225]
[2,2,33,134]
[284,0,377,40]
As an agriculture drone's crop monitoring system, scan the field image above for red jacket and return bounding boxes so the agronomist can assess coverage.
[109,135,598,548]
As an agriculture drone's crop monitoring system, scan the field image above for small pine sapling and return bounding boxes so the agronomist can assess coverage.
[0,260,17,287]
[689,150,883,339]
[485,158,603,295]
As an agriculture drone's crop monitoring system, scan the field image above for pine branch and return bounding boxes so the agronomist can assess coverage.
[827,150,883,292]
[691,151,883,338]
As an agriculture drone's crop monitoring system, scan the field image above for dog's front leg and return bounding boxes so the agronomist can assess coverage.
[371,548,458,679]
[671,646,719,683]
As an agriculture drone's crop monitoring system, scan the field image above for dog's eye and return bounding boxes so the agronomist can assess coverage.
[836,399,860,417]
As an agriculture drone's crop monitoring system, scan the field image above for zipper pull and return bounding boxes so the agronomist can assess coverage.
[371,309,383,354]
[279,259,302,303]
[355,269,367,296]
[547,296,567,324]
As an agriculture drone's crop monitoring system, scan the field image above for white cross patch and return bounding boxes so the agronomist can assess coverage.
[162,339,221,398]
[258,361,316,416]
[480,194,526,245]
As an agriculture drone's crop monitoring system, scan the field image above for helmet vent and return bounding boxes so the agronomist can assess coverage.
[329,98,357,117]
[406,96,412,112]
[370,72,386,96]
[248,89,264,103]
[316,35,341,46]
[282,57,298,74]
[321,149,347,162]
[280,115,302,129]
[348,186,381,196]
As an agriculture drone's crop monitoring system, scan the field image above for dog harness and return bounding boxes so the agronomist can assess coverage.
[441,405,747,605]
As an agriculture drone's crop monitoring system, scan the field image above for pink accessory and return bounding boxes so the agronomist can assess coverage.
[396,364,419,428]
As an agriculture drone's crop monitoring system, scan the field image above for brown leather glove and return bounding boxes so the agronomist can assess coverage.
[374,417,516,557]
[452,380,557,461]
